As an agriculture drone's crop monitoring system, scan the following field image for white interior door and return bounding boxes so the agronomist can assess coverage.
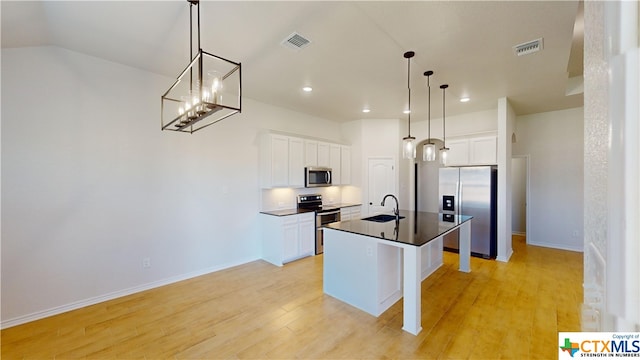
[368,158,395,215]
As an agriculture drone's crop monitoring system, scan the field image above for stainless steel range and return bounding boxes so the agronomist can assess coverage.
[297,194,340,254]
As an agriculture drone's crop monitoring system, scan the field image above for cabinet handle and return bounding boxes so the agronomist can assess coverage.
[369,202,373,205]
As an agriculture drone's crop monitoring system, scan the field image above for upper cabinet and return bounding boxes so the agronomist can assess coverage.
[329,144,342,185]
[445,134,497,167]
[260,134,290,188]
[469,136,497,165]
[340,146,351,185]
[261,133,351,188]
[304,140,318,167]
[317,142,330,167]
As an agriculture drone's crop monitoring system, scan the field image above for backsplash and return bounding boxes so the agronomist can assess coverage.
[260,186,361,211]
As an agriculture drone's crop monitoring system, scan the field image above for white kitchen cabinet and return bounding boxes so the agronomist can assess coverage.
[317,142,330,167]
[304,140,318,167]
[469,136,497,165]
[340,205,361,221]
[261,212,315,266]
[260,134,289,187]
[341,145,351,185]
[444,135,497,166]
[260,134,305,188]
[329,144,342,185]
[288,137,304,187]
[445,138,470,166]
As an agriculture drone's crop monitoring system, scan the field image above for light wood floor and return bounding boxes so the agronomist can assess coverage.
[2,235,582,359]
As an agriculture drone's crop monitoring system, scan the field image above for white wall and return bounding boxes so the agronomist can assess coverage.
[0,46,342,327]
[512,107,584,252]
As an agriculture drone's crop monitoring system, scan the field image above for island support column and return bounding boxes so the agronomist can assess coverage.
[402,245,422,335]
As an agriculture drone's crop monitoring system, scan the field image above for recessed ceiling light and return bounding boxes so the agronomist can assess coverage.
[302,86,313,92]
[362,108,371,113]
[460,97,470,103]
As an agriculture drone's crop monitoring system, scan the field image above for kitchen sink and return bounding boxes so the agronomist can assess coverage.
[361,214,405,223]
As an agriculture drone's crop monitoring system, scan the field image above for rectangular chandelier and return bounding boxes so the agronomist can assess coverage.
[161,1,242,134]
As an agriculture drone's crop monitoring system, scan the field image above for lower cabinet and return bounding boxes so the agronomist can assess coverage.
[340,205,362,221]
[261,212,315,266]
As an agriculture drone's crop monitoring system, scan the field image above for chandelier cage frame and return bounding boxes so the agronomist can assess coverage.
[161,0,242,134]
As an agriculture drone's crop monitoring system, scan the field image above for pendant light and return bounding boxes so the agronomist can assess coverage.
[422,71,436,162]
[440,84,450,165]
[402,51,416,159]
[161,0,242,134]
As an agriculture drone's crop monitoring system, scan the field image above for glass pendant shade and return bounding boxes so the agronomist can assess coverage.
[403,136,416,159]
[423,143,436,162]
[440,147,449,165]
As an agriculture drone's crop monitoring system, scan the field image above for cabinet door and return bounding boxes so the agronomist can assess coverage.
[341,146,351,185]
[329,144,341,185]
[304,140,318,167]
[271,135,290,186]
[289,137,304,187]
[349,206,361,220]
[317,142,330,167]
[446,138,469,166]
[298,215,316,256]
[282,221,299,263]
[470,136,497,165]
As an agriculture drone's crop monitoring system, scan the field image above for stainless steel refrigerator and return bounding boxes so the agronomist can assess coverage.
[439,166,497,259]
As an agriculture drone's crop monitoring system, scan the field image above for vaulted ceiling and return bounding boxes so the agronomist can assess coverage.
[1,1,584,122]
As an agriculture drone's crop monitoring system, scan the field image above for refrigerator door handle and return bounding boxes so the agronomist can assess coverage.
[456,181,461,215]
[458,182,463,215]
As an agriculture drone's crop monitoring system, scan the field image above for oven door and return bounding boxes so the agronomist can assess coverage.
[316,210,341,254]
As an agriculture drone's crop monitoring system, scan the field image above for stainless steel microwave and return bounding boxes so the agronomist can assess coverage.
[305,167,332,187]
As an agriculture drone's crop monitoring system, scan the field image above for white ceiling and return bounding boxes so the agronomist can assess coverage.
[1,1,583,122]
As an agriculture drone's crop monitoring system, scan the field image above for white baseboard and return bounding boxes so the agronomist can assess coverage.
[496,248,514,262]
[512,231,526,236]
[527,241,583,252]
[0,256,260,330]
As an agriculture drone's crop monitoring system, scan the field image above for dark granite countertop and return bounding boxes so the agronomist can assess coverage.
[260,203,362,217]
[325,210,472,247]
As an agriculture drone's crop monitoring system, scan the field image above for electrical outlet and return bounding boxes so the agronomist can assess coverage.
[142,257,151,268]
[366,246,373,257]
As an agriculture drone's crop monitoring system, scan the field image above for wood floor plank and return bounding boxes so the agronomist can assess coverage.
[1,236,582,359]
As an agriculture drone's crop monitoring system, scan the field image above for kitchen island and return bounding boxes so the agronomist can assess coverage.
[323,210,472,336]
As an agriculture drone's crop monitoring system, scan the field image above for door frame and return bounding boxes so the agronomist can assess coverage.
[511,154,530,243]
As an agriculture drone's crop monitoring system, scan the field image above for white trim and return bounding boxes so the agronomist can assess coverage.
[496,248,513,262]
[0,256,260,330]
[527,241,583,253]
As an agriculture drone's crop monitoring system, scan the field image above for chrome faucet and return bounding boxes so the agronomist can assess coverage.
[381,194,400,221]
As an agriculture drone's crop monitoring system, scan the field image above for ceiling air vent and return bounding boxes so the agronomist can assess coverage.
[513,38,543,56]
[281,32,311,51]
